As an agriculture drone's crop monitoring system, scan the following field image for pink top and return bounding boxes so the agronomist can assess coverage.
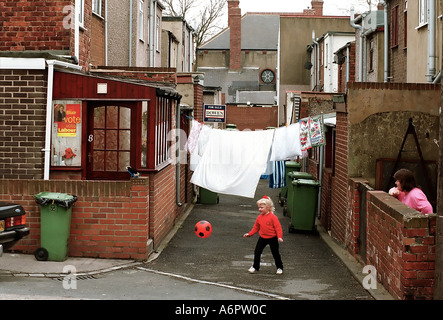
[397,188,433,215]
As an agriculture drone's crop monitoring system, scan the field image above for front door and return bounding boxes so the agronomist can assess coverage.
[86,102,136,180]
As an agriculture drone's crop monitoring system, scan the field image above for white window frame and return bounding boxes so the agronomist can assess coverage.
[92,0,103,17]
[418,0,428,27]
[156,15,160,52]
[139,0,145,41]
[78,0,85,28]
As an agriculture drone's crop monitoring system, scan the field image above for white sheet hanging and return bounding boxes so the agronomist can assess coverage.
[191,129,274,198]
[269,123,302,161]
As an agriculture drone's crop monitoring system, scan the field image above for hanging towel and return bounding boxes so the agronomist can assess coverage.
[191,129,274,198]
[269,123,302,161]
[269,161,286,189]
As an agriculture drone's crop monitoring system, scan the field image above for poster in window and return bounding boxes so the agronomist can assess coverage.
[51,101,82,167]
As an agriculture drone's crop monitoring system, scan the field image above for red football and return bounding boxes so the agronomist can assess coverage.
[194,220,212,238]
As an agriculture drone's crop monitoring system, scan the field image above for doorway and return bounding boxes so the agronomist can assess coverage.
[86,102,137,180]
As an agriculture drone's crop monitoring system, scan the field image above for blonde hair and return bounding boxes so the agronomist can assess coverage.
[256,197,275,213]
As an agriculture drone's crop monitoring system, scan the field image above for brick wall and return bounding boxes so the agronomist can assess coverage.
[366,191,436,300]
[330,111,348,244]
[90,10,106,67]
[0,0,71,52]
[0,0,93,71]
[0,69,47,180]
[0,178,151,260]
[388,0,407,83]
[147,165,179,246]
[225,105,278,131]
[194,83,204,122]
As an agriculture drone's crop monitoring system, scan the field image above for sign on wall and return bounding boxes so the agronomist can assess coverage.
[204,104,226,123]
[51,100,82,167]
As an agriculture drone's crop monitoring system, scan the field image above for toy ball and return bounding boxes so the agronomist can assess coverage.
[195,220,212,238]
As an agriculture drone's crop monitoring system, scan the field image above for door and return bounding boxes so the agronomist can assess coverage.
[87,102,136,180]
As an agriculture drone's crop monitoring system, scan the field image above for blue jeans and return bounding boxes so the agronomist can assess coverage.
[253,236,283,270]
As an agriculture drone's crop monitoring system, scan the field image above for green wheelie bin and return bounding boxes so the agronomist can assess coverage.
[198,188,219,205]
[278,161,301,207]
[33,192,77,261]
[284,171,315,217]
[289,179,320,233]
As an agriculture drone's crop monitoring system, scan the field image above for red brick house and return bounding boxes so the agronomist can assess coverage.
[0,0,193,260]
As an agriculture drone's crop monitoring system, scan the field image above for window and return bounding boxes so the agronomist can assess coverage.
[391,5,399,47]
[78,0,85,28]
[369,38,374,72]
[404,1,407,48]
[92,0,102,16]
[419,0,428,26]
[260,69,275,84]
[139,0,145,41]
[51,101,82,167]
[141,95,175,169]
[156,16,160,51]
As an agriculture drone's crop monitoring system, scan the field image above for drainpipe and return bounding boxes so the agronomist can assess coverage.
[74,0,80,60]
[105,0,108,66]
[380,0,389,82]
[346,45,350,91]
[427,0,436,82]
[312,31,319,90]
[43,60,82,180]
[129,0,133,66]
[43,61,55,181]
[350,7,363,82]
[176,98,183,207]
[149,0,155,66]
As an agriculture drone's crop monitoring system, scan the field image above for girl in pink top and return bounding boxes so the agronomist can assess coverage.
[389,169,433,215]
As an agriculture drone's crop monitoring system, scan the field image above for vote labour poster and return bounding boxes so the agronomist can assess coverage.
[55,103,81,137]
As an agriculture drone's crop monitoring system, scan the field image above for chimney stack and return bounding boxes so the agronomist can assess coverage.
[228,0,241,70]
[311,0,324,16]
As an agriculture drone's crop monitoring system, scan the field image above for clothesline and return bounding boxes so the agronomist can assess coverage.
[186,115,326,198]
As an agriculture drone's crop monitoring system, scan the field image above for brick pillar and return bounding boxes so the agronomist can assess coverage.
[311,0,324,16]
[228,0,241,70]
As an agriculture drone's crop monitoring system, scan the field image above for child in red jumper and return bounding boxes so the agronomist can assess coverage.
[243,196,284,274]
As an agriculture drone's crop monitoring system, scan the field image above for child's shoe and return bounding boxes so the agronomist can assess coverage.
[248,266,257,273]
[276,268,283,275]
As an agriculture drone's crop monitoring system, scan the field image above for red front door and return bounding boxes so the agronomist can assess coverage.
[86,102,137,180]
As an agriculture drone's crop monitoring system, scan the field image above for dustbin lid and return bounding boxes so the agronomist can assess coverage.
[292,179,320,187]
[288,172,314,179]
[285,161,301,168]
[34,192,77,208]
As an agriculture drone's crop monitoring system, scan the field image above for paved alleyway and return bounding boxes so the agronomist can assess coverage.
[146,179,374,300]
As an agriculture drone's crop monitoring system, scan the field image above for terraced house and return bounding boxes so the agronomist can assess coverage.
[0,0,194,260]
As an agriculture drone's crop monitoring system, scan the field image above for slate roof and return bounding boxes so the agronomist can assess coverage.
[199,13,280,51]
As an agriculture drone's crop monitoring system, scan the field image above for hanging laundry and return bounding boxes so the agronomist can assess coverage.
[299,119,311,151]
[269,160,286,189]
[186,120,203,154]
[309,114,325,147]
[269,123,302,161]
[191,129,275,198]
[197,125,212,157]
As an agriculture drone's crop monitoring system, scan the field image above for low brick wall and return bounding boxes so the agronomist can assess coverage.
[366,191,436,300]
[0,178,151,260]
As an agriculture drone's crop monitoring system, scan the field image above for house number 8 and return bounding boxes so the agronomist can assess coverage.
[88,134,94,142]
